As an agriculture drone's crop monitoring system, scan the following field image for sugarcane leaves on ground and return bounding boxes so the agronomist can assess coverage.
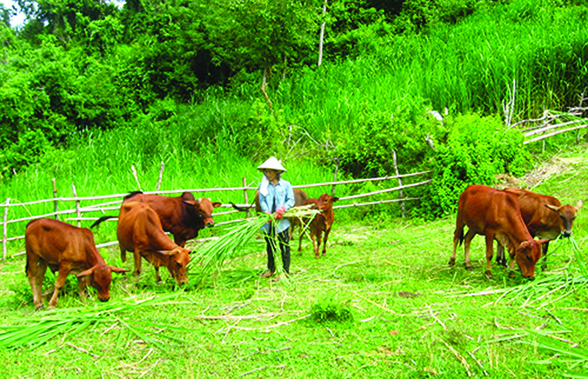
[189,206,320,283]
[0,293,190,351]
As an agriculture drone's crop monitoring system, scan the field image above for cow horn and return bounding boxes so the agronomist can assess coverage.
[576,200,583,210]
[545,204,561,212]
[108,265,129,273]
[76,266,96,278]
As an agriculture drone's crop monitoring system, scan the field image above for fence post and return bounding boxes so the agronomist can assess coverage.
[392,149,405,217]
[331,158,340,197]
[131,165,142,191]
[156,161,165,194]
[52,178,59,220]
[243,177,250,218]
[2,198,9,260]
[72,184,81,227]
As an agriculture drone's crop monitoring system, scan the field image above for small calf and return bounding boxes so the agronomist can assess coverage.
[299,193,340,258]
[25,218,127,310]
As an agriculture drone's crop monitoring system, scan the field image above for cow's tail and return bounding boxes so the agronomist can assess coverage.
[124,191,143,201]
[91,216,117,229]
[230,202,252,212]
[453,219,465,246]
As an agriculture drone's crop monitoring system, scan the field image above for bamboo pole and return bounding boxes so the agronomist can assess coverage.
[156,161,165,193]
[72,184,81,227]
[131,165,142,191]
[243,177,250,218]
[331,158,339,197]
[3,198,9,260]
[524,124,588,144]
[52,178,58,220]
[392,149,405,217]
[317,0,328,66]
[337,180,432,201]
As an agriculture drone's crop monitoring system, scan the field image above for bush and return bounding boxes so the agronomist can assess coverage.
[421,113,531,219]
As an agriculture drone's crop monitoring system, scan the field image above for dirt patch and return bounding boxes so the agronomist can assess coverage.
[496,155,585,190]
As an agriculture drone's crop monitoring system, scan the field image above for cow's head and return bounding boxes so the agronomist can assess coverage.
[514,239,547,279]
[545,200,583,237]
[77,264,128,302]
[316,194,339,212]
[184,197,222,227]
[164,247,191,285]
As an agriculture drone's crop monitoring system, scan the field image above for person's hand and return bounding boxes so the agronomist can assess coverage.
[275,206,286,219]
[265,211,273,222]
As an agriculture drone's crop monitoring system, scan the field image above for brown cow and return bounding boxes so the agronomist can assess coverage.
[495,188,583,268]
[299,193,339,258]
[25,219,127,310]
[117,202,191,285]
[449,185,548,279]
[92,191,221,252]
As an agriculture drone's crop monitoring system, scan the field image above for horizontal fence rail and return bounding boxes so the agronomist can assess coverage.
[2,171,431,259]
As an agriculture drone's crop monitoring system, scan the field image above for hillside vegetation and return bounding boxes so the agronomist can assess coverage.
[0,0,587,220]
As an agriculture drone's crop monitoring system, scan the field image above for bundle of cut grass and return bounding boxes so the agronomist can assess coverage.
[189,206,320,278]
[0,293,188,351]
[451,236,588,307]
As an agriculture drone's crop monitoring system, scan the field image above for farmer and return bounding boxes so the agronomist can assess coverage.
[257,156,295,281]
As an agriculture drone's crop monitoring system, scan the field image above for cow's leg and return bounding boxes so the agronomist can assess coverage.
[48,266,71,309]
[134,251,143,282]
[120,246,127,263]
[310,232,319,259]
[496,243,507,267]
[484,232,495,279]
[77,276,90,302]
[322,227,332,256]
[155,267,162,283]
[315,230,323,259]
[27,257,47,310]
[298,225,304,253]
[463,229,476,270]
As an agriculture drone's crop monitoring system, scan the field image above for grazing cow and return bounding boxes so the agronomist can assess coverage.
[117,202,191,285]
[449,185,547,279]
[495,188,583,268]
[25,219,127,310]
[299,193,339,258]
[92,191,221,250]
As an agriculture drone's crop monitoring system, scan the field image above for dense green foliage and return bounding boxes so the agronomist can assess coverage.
[1,0,587,219]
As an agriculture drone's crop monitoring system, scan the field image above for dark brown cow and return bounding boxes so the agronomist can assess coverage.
[92,191,221,251]
[117,202,191,285]
[299,193,339,259]
[449,185,548,279]
[124,191,221,248]
[25,219,127,310]
[495,188,583,268]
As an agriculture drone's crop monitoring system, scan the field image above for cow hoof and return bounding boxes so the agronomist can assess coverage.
[448,258,455,267]
[508,272,516,279]
[484,270,493,279]
[465,264,473,271]
[35,305,45,311]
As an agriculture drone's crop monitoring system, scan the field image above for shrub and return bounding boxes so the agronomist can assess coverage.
[421,113,531,219]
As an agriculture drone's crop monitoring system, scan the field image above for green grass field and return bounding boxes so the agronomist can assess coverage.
[0,146,587,378]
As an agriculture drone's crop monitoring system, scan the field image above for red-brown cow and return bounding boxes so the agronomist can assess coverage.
[92,191,221,251]
[25,219,127,310]
[449,185,548,279]
[117,202,191,285]
[299,193,339,259]
[495,188,583,268]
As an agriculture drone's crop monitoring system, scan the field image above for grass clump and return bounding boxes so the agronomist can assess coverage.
[310,300,354,324]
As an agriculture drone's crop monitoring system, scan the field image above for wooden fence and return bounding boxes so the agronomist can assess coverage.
[1,171,431,259]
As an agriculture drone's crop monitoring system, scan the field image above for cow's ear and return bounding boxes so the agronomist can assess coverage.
[108,266,129,274]
[183,200,198,207]
[212,202,222,208]
[518,240,532,251]
[576,200,583,210]
[545,204,561,213]
[76,267,96,278]
[332,197,340,202]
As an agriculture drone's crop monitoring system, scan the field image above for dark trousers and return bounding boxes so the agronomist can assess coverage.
[264,225,291,274]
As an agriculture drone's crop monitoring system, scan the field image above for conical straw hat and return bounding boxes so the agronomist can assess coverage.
[257,156,286,172]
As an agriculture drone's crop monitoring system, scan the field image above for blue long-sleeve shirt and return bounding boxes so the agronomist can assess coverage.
[258,179,295,233]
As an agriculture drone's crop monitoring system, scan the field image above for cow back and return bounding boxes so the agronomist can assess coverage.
[117,202,177,253]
